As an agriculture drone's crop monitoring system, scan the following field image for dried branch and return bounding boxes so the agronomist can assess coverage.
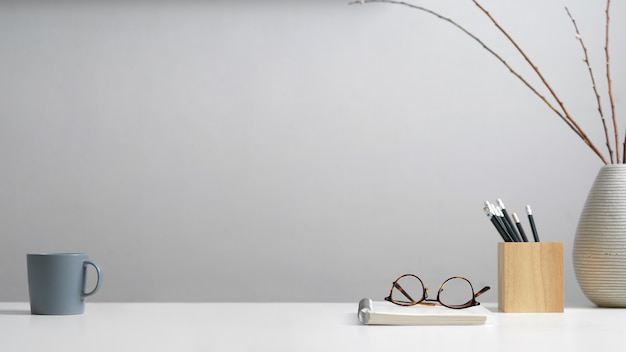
[603,0,620,163]
[565,6,614,164]
[350,0,610,164]
[349,1,568,128]
[470,0,607,164]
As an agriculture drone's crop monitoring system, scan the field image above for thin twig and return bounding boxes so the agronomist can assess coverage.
[603,0,619,163]
[566,6,614,163]
[350,0,609,164]
[348,0,579,137]
[471,0,607,164]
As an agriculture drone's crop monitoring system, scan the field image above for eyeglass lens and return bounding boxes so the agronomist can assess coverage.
[438,277,475,308]
[389,275,424,305]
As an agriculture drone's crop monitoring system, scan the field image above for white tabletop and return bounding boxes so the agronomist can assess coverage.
[1,302,625,352]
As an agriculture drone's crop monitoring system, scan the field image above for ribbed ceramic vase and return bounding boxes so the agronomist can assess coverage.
[574,164,626,307]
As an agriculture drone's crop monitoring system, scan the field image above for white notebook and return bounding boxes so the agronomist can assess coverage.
[358,298,490,325]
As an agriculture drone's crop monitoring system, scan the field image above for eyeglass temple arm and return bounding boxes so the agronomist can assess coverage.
[394,282,417,302]
[475,286,491,298]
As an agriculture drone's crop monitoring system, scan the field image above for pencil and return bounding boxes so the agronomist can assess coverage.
[494,205,519,242]
[512,212,529,242]
[489,202,516,242]
[498,199,522,242]
[526,205,540,242]
[484,202,512,242]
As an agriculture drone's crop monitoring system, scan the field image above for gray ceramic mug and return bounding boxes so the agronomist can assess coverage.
[27,253,102,315]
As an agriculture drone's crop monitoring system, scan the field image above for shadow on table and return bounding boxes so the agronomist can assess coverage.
[0,309,30,315]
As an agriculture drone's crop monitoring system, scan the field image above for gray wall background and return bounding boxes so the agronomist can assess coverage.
[1,0,624,305]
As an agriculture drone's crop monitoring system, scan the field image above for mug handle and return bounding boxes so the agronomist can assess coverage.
[82,260,102,297]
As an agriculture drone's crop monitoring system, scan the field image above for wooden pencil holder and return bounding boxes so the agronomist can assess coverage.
[498,242,564,313]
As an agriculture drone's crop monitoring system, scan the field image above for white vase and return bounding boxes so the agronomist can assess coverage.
[574,164,626,307]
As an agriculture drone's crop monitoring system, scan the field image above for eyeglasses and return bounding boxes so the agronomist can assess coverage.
[384,274,490,309]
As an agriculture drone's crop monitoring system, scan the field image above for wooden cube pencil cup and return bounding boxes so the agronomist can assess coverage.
[498,242,564,313]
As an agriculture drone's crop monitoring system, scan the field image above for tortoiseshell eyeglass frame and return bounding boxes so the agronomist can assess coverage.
[384,274,491,309]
